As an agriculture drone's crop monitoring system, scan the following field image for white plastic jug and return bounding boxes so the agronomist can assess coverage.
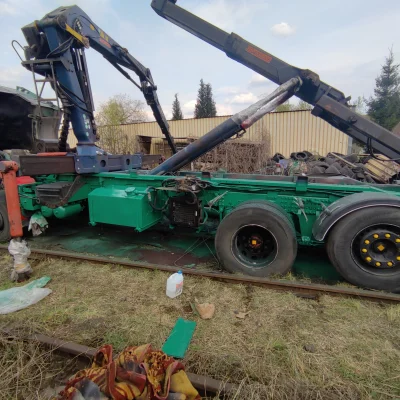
[166,270,184,298]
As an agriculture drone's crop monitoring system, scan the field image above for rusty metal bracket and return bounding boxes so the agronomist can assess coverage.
[0,161,23,238]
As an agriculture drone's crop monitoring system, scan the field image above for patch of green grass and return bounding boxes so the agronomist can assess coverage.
[103,330,129,352]
[271,339,288,351]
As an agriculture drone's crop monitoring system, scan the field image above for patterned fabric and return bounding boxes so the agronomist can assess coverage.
[58,344,200,400]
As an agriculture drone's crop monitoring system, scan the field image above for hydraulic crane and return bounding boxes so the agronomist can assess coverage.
[20,5,177,173]
[151,0,400,163]
[1,3,400,292]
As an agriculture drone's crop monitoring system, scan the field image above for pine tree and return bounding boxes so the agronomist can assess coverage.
[171,93,183,120]
[194,79,217,118]
[366,48,400,131]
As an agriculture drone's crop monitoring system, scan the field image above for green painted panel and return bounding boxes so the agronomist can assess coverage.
[88,187,162,232]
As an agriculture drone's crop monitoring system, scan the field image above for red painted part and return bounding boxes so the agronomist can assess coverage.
[0,161,23,238]
[15,177,34,225]
[16,176,35,185]
[37,152,67,157]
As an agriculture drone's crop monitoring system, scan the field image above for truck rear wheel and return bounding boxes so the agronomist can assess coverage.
[327,207,400,292]
[0,191,10,242]
[215,202,297,277]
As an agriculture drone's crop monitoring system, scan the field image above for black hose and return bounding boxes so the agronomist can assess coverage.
[147,187,169,211]
[58,110,71,152]
[367,137,400,162]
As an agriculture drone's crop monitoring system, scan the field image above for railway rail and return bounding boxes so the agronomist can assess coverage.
[1,245,400,304]
[1,329,236,397]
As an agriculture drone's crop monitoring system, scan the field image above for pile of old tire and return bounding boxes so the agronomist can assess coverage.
[290,151,313,162]
[308,153,375,182]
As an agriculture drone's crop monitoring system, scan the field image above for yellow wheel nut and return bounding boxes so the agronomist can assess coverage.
[373,234,379,239]
[396,238,400,243]
[385,233,391,238]
[376,262,381,267]
[387,262,393,267]
[397,256,400,261]
[361,248,368,253]
[364,240,370,245]
[366,257,372,262]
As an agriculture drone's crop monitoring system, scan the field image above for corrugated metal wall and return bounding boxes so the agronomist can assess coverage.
[66,110,349,157]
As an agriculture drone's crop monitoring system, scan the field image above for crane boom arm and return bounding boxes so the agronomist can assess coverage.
[22,5,177,156]
[151,0,400,161]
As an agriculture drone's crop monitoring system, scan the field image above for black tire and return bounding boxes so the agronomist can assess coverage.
[344,154,359,163]
[325,165,341,174]
[325,157,336,165]
[327,207,400,292]
[313,161,330,169]
[303,151,313,158]
[310,166,326,174]
[0,191,10,242]
[290,152,309,161]
[272,153,285,163]
[215,202,297,277]
[341,166,356,179]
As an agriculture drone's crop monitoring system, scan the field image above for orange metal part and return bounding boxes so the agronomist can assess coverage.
[37,152,67,157]
[0,161,23,238]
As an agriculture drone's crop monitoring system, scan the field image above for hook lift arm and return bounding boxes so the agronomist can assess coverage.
[151,0,400,162]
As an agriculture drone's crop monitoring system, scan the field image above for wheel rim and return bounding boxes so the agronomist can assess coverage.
[351,224,400,275]
[231,224,278,268]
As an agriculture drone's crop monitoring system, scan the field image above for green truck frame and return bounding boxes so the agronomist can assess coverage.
[11,170,400,292]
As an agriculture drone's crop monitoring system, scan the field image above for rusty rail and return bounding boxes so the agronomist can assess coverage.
[0,245,399,304]
[1,329,236,396]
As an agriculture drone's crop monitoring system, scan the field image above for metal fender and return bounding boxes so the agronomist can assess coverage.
[312,192,400,241]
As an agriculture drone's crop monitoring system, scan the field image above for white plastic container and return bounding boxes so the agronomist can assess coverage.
[166,270,184,298]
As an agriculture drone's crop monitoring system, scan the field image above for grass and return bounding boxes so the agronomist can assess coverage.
[0,253,399,399]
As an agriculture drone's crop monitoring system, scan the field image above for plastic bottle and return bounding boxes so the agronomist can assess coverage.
[166,270,184,298]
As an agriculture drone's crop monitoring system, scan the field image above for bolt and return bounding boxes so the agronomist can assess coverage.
[366,257,372,262]
[376,262,381,267]
[388,262,393,267]
[385,234,391,238]
[373,234,379,239]
[364,240,370,245]
[361,248,368,253]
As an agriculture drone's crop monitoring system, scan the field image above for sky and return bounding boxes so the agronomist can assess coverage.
[1,0,400,120]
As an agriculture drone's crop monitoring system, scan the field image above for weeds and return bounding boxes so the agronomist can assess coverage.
[0,255,399,399]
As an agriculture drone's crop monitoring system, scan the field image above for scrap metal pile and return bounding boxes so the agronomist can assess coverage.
[268,151,400,184]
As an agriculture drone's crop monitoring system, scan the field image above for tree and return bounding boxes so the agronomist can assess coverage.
[194,79,217,118]
[366,48,400,131]
[351,96,366,115]
[171,93,183,120]
[294,100,312,111]
[97,94,147,126]
[96,94,147,154]
[275,101,293,112]
[275,100,312,112]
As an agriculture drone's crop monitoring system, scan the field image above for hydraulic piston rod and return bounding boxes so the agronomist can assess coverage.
[150,77,301,175]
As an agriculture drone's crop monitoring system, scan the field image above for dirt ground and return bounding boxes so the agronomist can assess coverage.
[0,254,399,400]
